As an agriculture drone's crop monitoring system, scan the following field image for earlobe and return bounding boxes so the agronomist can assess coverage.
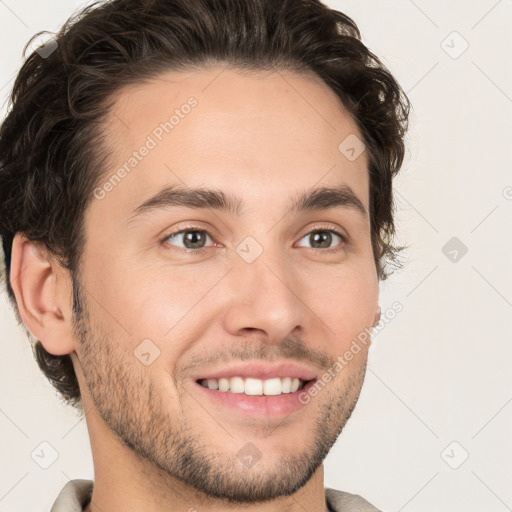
[373,305,381,327]
[9,233,75,356]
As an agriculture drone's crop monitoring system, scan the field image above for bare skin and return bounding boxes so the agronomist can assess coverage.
[11,66,380,512]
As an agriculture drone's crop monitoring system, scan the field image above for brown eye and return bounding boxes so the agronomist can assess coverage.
[296,228,345,252]
[163,228,214,250]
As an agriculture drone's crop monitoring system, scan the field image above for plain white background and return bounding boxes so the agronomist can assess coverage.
[1,1,511,511]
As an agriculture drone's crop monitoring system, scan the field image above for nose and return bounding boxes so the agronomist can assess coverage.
[222,253,308,344]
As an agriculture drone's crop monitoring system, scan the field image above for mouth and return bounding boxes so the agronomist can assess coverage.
[196,376,314,396]
[193,376,318,418]
[190,361,319,416]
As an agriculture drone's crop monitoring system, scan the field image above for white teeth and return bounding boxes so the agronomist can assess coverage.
[198,376,308,395]
[218,378,229,391]
[207,379,219,390]
[244,377,263,395]
[229,376,245,393]
[281,377,292,393]
[263,377,282,396]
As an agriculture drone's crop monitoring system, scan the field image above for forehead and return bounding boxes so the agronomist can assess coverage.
[93,66,369,221]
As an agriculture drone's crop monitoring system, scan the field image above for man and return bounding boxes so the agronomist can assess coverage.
[0,0,409,510]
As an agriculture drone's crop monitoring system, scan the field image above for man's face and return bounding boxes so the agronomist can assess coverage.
[70,67,379,502]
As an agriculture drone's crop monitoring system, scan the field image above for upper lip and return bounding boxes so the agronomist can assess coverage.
[193,361,318,382]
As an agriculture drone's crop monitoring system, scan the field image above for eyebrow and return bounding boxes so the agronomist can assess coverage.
[125,183,367,224]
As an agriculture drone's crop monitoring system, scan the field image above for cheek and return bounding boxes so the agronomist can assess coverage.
[86,251,199,335]
[137,268,216,319]
[302,263,378,342]
[106,267,221,361]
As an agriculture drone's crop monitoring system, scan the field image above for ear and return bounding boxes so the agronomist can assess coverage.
[9,232,76,356]
[372,305,381,327]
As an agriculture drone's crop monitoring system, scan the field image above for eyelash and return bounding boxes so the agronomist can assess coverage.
[160,224,347,255]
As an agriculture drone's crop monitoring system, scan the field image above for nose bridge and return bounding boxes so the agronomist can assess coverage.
[223,245,305,341]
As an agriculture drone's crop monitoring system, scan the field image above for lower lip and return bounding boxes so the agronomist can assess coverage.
[193,379,317,417]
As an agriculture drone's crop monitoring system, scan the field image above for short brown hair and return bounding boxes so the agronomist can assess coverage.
[0,0,410,409]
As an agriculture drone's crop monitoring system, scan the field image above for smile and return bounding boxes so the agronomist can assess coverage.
[197,376,310,396]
